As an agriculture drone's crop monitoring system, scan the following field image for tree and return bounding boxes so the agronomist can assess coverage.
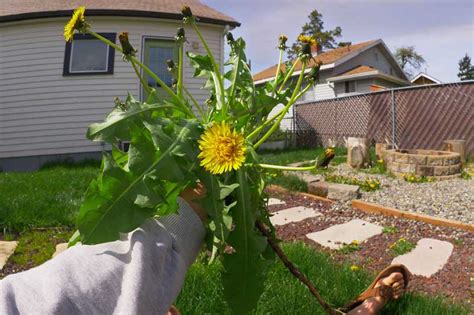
[287,10,342,60]
[394,46,425,77]
[457,53,474,81]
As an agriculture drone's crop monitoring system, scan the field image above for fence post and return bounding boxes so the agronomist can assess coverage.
[391,89,397,147]
[292,104,296,148]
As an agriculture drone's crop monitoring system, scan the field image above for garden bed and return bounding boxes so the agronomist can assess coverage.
[266,186,473,305]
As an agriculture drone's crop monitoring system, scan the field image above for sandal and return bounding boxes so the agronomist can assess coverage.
[339,264,411,313]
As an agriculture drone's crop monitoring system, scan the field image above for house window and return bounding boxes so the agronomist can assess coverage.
[142,38,177,99]
[63,33,116,76]
[345,81,356,93]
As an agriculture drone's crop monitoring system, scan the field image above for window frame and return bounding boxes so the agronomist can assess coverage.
[344,80,356,93]
[140,36,179,101]
[63,33,116,76]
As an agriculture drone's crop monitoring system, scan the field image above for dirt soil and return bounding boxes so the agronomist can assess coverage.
[266,186,474,305]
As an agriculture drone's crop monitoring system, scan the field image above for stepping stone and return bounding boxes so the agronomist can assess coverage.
[306,219,383,249]
[270,206,321,226]
[308,182,360,201]
[391,238,453,277]
[268,198,285,206]
[52,243,68,259]
[0,241,18,270]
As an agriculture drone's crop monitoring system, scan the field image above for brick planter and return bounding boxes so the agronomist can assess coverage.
[382,149,461,180]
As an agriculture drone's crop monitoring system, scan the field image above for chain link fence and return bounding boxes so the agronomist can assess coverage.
[294,81,474,156]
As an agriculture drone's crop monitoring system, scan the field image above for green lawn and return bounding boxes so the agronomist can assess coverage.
[0,165,98,233]
[177,242,467,314]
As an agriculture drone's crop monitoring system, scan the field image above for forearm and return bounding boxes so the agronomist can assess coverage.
[0,197,205,315]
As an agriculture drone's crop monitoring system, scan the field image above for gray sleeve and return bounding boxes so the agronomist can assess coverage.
[0,197,205,315]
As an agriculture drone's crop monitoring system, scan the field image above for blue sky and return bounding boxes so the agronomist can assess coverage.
[203,0,474,82]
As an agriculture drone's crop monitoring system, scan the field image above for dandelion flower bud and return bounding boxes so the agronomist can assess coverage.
[278,34,288,50]
[119,32,137,59]
[175,27,186,43]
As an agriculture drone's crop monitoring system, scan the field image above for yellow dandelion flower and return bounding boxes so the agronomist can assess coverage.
[350,265,360,272]
[64,7,86,42]
[298,34,317,46]
[198,122,247,175]
[351,240,360,246]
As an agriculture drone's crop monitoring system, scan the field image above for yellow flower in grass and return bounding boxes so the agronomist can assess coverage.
[198,122,246,175]
[350,265,360,272]
[64,6,87,42]
[351,240,360,246]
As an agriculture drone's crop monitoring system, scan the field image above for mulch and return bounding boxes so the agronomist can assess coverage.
[266,186,474,305]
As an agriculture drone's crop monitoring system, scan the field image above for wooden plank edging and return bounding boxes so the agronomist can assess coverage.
[352,200,474,233]
[267,185,335,204]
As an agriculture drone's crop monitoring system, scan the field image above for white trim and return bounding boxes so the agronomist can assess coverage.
[411,72,442,84]
[139,35,175,101]
[327,70,410,86]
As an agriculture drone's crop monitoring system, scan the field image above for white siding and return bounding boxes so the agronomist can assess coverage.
[335,46,403,79]
[0,16,225,159]
[335,78,375,96]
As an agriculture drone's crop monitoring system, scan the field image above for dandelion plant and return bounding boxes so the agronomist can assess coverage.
[64,6,339,314]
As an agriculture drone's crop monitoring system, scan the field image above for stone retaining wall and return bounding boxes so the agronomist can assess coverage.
[382,149,461,180]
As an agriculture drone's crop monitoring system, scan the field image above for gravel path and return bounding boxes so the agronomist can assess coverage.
[330,164,474,224]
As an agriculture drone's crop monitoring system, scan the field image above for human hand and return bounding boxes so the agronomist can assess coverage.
[180,182,207,223]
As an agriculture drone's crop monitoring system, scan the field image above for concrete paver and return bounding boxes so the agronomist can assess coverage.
[52,243,69,259]
[268,198,285,206]
[391,238,453,277]
[306,219,383,249]
[0,241,18,270]
[270,206,321,226]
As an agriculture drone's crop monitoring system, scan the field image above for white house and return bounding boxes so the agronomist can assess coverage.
[252,39,411,130]
[411,72,442,85]
[0,0,239,171]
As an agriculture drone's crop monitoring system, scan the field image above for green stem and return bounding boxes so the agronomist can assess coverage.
[183,86,206,120]
[254,62,307,149]
[88,31,195,118]
[228,42,243,110]
[277,57,300,93]
[178,44,184,98]
[257,163,316,171]
[246,84,311,141]
[190,23,226,116]
[131,59,150,94]
[273,49,284,92]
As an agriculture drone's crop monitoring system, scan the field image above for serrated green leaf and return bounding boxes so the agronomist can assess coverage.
[78,120,200,244]
[222,168,269,314]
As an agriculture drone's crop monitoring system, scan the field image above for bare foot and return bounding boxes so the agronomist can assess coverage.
[347,272,405,315]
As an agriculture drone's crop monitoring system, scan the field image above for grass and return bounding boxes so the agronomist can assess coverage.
[338,241,362,254]
[325,174,381,192]
[389,238,416,256]
[382,226,399,234]
[8,229,71,267]
[0,165,98,233]
[176,242,468,314]
[259,147,347,165]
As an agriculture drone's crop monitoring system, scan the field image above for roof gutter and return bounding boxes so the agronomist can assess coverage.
[0,9,241,27]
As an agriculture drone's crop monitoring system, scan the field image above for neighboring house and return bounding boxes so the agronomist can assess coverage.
[0,0,239,171]
[411,72,442,85]
[253,39,411,130]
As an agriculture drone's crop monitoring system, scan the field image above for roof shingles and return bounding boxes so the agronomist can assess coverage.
[253,40,376,82]
[0,0,239,26]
